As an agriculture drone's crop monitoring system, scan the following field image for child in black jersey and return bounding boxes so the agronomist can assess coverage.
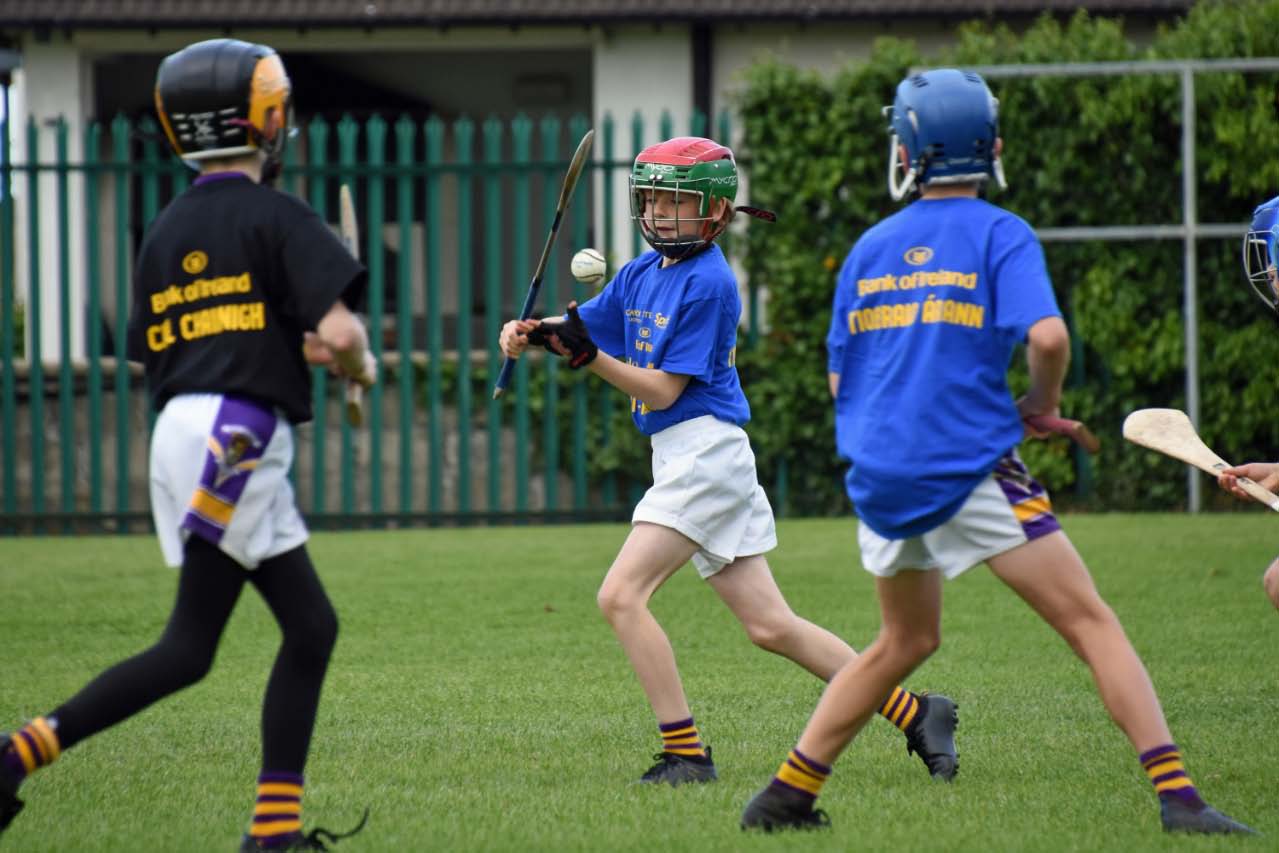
[0,39,374,851]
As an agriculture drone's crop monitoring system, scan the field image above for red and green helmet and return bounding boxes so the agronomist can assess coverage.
[629,137,740,259]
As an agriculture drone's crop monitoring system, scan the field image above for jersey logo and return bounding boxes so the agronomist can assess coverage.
[182,250,209,275]
[654,312,669,328]
[208,425,264,489]
[903,246,933,266]
[639,326,651,339]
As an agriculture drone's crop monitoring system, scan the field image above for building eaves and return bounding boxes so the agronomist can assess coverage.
[0,0,1194,29]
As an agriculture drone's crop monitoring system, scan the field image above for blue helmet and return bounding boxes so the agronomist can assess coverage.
[1243,196,1279,314]
[885,68,1006,201]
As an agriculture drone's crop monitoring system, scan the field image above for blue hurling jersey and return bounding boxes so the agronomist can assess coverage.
[826,197,1061,539]
[576,244,750,436]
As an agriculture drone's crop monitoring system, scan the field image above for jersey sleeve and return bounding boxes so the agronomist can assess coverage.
[990,215,1061,339]
[279,203,367,330]
[575,276,626,358]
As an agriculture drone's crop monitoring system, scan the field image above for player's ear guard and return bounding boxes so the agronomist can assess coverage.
[529,302,598,369]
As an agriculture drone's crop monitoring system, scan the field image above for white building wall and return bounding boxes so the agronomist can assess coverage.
[712,22,956,116]
[10,39,92,361]
[592,25,693,269]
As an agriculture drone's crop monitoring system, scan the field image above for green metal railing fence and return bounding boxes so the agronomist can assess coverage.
[0,109,740,533]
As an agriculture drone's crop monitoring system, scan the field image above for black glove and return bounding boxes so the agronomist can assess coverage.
[531,302,598,369]
[525,323,556,352]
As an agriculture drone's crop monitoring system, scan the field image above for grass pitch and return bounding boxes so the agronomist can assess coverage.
[1,514,1275,852]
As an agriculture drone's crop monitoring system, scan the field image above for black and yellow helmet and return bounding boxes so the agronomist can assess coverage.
[154,38,291,164]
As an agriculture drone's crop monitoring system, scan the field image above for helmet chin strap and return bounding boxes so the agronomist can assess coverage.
[260,154,282,187]
[225,110,286,185]
[651,237,705,261]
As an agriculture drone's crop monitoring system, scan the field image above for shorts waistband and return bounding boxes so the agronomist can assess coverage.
[650,415,739,450]
[164,392,285,423]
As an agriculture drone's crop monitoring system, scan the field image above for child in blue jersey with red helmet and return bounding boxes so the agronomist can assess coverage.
[741,70,1254,834]
[500,136,959,787]
[1215,196,1279,611]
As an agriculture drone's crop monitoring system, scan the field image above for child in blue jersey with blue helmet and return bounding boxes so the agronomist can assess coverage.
[500,136,958,787]
[1216,196,1279,611]
[741,70,1254,835]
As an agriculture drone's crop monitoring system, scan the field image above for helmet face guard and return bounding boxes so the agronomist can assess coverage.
[155,39,293,173]
[1244,198,1279,314]
[885,68,1006,201]
[630,137,738,260]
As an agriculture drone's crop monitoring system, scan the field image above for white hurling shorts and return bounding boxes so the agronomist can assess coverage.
[633,415,778,578]
[857,450,1062,579]
[149,393,308,570]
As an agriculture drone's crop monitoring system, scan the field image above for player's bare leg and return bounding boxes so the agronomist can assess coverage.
[597,522,700,721]
[796,570,942,763]
[596,522,717,785]
[1263,556,1279,610]
[987,531,1253,834]
[707,554,853,679]
[987,532,1168,748]
[716,558,958,781]
[742,570,942,830]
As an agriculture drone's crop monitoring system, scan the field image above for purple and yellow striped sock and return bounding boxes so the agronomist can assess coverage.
[771,748,831,803]
[247,772,304,848]
[2,717,61,784]
[660,717,706,758]
[879,686,921,733]
[1141,744,1204,809]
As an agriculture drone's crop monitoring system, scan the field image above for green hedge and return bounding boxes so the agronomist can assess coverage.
[736,3,1279,515]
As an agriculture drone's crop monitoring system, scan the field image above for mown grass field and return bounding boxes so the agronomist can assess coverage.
[1,514,1276,852]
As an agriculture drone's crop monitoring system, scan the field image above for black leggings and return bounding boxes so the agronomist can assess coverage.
[51,536,338,774]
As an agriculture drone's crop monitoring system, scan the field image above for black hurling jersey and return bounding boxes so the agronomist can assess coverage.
[129,174,366,423]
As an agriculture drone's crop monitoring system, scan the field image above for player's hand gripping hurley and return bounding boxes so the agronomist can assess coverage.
[338,184,375,426]
[1023,414,1100,454]
[493,129,595,399]
[1123,407,1279,511]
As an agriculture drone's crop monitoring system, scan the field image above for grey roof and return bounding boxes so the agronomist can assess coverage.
[0,0,1193,28]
